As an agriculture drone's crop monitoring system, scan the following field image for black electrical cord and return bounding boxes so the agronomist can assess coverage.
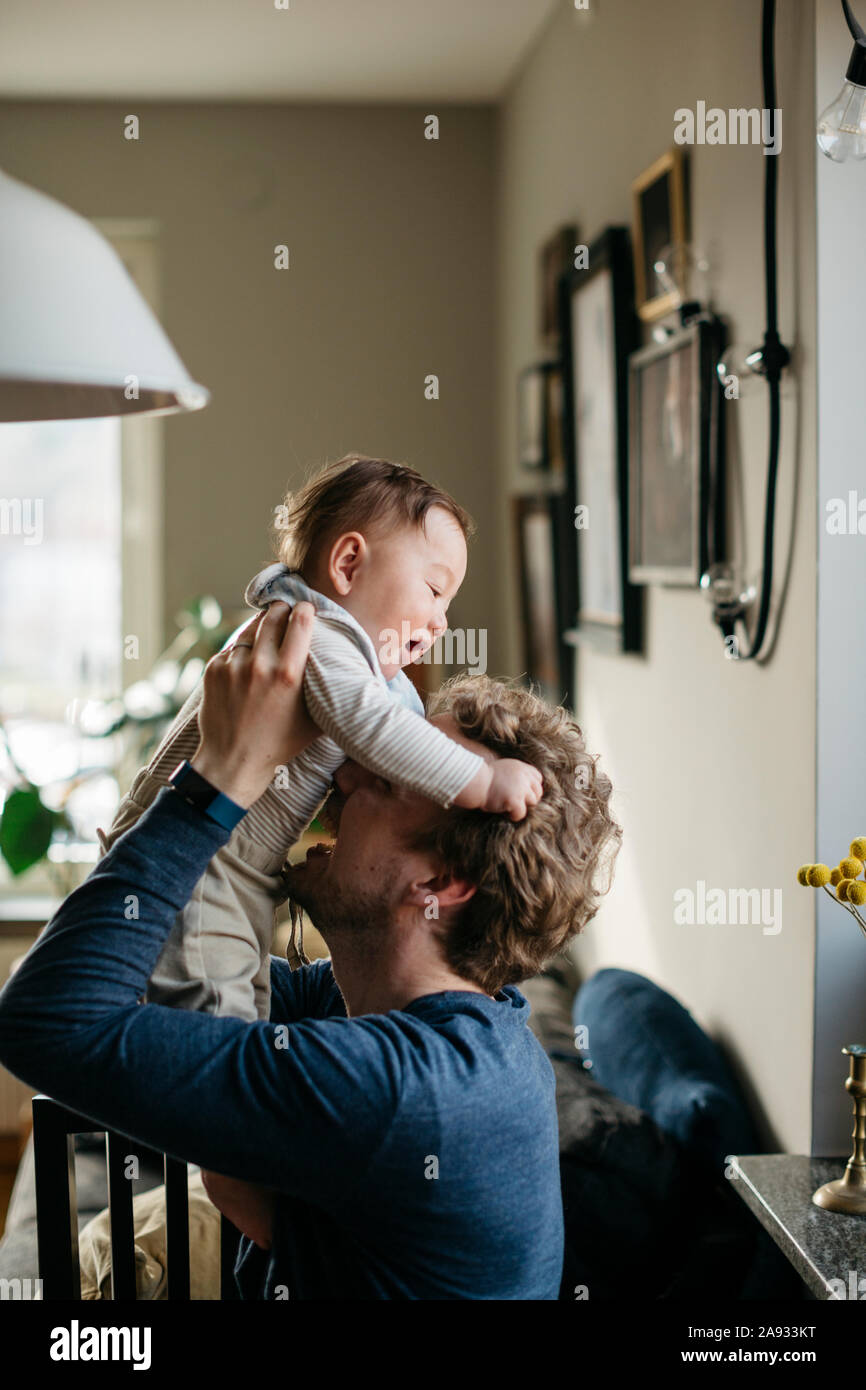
[719,0,790,659]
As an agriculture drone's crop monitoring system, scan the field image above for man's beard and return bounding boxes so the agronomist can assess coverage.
[283,860,395,951]
[284,787,403,954]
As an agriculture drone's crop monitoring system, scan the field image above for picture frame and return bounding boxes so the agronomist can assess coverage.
[631,149,689,323]
[545,364,567,479]
[516,360,566,479]
[512,493,571,706]
[558,226,643,655]
[539,224,579,352]
[628,316,726,586]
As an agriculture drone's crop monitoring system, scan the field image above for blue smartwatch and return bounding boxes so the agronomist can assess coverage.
[167,760,247,832]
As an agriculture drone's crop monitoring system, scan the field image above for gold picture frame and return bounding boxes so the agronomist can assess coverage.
[631,149,689,323]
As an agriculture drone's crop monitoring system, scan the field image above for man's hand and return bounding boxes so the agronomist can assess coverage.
[200,1169,275,1251]
[190,600,320,808]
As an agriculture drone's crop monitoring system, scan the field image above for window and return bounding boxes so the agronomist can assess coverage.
[0,418,123,720]
[0,226,163,898]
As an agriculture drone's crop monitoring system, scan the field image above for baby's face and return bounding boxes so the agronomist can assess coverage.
[345,506,468,680]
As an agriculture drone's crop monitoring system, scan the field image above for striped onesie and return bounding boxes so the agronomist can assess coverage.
[99,565,484,1022]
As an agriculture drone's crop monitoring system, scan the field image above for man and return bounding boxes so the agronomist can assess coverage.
[0,601,621,1300]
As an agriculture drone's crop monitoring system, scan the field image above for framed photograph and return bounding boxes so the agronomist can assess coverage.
[516,360,566,479]
[628,317,726,586]
[558,226,643,655]
[517,362,548,471]
[539,224,578,352]
[631,149,689,323]
[512,494,570,705]
[545,364,566,479]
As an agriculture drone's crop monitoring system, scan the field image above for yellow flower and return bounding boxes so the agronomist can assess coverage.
[850,838,866,860]
[839,857,864,880]
[838,879,854,901]
[796,865,812,885]
[807,864,832,886]
[848,881,866,906]
[830,867,842,886]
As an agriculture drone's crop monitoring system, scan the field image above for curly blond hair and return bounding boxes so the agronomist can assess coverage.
[418,674,622,994]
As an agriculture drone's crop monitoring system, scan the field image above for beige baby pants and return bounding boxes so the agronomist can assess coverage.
[98,690,293,1022]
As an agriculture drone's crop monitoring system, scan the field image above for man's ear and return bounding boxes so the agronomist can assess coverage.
[406,870,477,915]
[328,532,367,596]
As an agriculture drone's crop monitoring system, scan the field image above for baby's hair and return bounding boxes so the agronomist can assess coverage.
[274,453,475,575]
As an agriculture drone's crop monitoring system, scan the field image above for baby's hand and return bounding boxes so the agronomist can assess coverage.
[482,759,543,821]
[454,752,543,820]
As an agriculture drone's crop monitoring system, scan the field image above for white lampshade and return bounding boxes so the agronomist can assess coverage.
[0,169,210,422]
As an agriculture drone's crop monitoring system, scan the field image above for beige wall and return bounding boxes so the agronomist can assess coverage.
[496,0,817,1151]
[0,100,502,666]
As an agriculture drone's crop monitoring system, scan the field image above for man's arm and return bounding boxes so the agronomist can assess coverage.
[0,604,400,1206]
[0,787,400,1201]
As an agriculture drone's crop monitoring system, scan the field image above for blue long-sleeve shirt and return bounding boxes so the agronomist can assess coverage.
[0,787,564,1300]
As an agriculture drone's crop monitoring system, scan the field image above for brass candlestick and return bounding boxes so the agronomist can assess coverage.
[813,1045,866,1215]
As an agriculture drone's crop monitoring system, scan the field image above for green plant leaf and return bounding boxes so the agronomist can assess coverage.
[0,787,58,875]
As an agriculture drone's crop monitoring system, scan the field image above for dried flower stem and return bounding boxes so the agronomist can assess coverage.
[821,882,866,940]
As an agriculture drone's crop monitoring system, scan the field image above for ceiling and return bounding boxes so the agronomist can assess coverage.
[0,0,560,103]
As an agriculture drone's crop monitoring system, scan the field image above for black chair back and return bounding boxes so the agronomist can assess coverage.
[32,1094,240,1301]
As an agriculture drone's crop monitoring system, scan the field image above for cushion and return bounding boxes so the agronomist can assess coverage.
[0,1130,165,1286]
[573,968,758,1176]
[520,963,704,1294]
[76,1169,221,1300]
[549,1052,696,1298]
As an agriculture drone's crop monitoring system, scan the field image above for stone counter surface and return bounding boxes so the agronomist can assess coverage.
[730,1155,866,1300]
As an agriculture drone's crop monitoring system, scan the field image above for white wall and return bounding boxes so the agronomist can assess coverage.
[497,0,818,1151]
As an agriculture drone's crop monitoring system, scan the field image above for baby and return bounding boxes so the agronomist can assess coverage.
[99,453,542,1022]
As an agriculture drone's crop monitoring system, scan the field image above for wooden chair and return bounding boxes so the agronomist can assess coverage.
[31,1094,241,1300]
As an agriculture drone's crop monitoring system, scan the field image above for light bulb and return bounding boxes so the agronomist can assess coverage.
[715,343,766,399]
[716,340,794,399]
[700,564,758,617]
[652,242,712,317]
[817,80,866,161]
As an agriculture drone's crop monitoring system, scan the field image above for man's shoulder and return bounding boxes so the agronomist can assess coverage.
[383,987,558,1105]
[271,970,555,1105]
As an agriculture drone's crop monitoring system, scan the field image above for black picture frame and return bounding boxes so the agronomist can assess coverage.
[516,360,567,479]
[512,494,571,706]
[558,226,643,656]
[539,224,579,352]
[627,317,726,586]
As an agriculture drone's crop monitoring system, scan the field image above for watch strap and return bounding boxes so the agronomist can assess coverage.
[167,760,247,832]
